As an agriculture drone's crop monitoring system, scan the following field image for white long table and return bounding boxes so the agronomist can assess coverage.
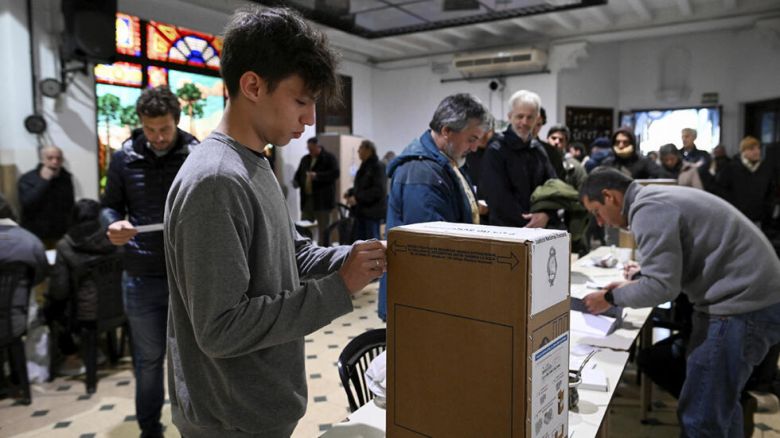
[322,246,654,438]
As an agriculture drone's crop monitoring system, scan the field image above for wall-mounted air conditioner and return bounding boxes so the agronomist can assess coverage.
[452,48,547,75]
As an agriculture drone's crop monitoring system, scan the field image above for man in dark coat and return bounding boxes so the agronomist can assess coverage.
[294,137,340,245]
[479,89,557,228]
[0,194,48,348]
[717,136,777,230]
[101,86,198,438]
[17,145,74,247]
[344,140,386,242]
[47,199,118,378]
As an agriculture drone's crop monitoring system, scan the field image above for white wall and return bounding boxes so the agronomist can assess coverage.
[370,63,558,158]
[556,42,620,138]
[0,0,38,187]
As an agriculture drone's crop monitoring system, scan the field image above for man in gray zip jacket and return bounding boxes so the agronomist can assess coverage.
[164,7,386,437]
[581,168,780,437]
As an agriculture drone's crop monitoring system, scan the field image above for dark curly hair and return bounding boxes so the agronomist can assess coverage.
[220,6,342,107]
[136,86,181,123]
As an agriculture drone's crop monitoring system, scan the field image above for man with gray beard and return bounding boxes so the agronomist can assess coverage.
[378,93,491,320]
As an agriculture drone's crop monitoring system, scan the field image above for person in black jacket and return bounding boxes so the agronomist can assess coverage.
[600,127,661,179]
[101,86,197,438]
[47,199,118,377]
[344,140,387,241]
[479,89,557,227]
[717,136,777,230]
[293,137,340,245]
[17,145,74,247]
[0,194,48,348]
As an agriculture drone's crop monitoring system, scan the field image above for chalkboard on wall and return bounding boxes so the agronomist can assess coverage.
[565,106,614,150]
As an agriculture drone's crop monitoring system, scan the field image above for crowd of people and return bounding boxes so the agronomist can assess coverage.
[1,5,779,438]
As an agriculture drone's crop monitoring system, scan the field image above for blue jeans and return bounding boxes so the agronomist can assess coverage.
[678,300,780,437]
[378,275,387,322]
[123,274,169,436]
[352,217,381,242]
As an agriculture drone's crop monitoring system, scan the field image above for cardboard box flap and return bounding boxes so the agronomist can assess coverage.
[395,222,568,244]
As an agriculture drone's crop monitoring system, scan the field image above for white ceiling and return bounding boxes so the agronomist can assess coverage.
[182,0,780,65]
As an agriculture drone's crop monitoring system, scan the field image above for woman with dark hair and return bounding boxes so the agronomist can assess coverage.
[345,140,387,241]
[47,199,118,376]
[601,127,661,179]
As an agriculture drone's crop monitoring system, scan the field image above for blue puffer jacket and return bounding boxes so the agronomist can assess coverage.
[379,130,475,322]
[101,128,198,277]
[386,130,475,230]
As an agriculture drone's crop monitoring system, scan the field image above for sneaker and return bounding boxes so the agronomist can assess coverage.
[57,355,86,377]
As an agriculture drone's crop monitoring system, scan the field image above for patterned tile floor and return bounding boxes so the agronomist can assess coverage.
[1,282,778,437]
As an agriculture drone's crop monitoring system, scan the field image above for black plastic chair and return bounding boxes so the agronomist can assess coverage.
[72,253,127,394]
[0,262,33,405]
[337,328,386,412]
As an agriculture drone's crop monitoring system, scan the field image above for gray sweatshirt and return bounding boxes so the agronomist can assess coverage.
[614,182,780,315]
[164,132,353,437]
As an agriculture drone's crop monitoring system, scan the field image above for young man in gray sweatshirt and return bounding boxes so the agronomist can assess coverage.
[580,168,780,437]
[163,7,386,437]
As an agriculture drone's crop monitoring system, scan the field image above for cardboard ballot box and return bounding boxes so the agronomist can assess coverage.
[387,222,571,438]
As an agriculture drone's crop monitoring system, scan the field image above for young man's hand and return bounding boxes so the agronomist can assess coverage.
[339,240,386,294]
[106,220,138,246]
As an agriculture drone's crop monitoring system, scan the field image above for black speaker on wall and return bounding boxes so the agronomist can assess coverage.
[61,0,117,63]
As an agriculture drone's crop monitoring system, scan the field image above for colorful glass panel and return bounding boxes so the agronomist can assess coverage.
[95,84,142,191]
[146,20,222,71]
[168,69,225,141]
[115,13,141,56]
[94,62,143,87]
[147,66,168,88]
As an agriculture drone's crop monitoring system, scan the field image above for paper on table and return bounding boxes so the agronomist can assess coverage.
[580,366,609,392]
[570,326,636,351]
[570,311,617,337]
[135,223,164,233]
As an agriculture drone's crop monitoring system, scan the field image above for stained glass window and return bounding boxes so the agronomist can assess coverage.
[94,62,143,87]
[147,66,168,88]
[96,12,224,192]
[116,13,141,57]
[146,20,222,71]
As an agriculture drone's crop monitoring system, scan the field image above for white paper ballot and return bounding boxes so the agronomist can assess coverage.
[580,366,609,392]
[134,223,164,233]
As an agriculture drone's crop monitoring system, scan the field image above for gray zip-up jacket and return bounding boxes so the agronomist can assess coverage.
[614,182,780,315]
[164,132,353,437]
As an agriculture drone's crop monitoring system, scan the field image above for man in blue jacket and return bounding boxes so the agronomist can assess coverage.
[101,86,198,438]
[581,168,780,437]
[378,93,491,320]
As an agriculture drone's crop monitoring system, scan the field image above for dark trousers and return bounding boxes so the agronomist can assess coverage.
[123,274,168,436]
[351,217,380,242]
